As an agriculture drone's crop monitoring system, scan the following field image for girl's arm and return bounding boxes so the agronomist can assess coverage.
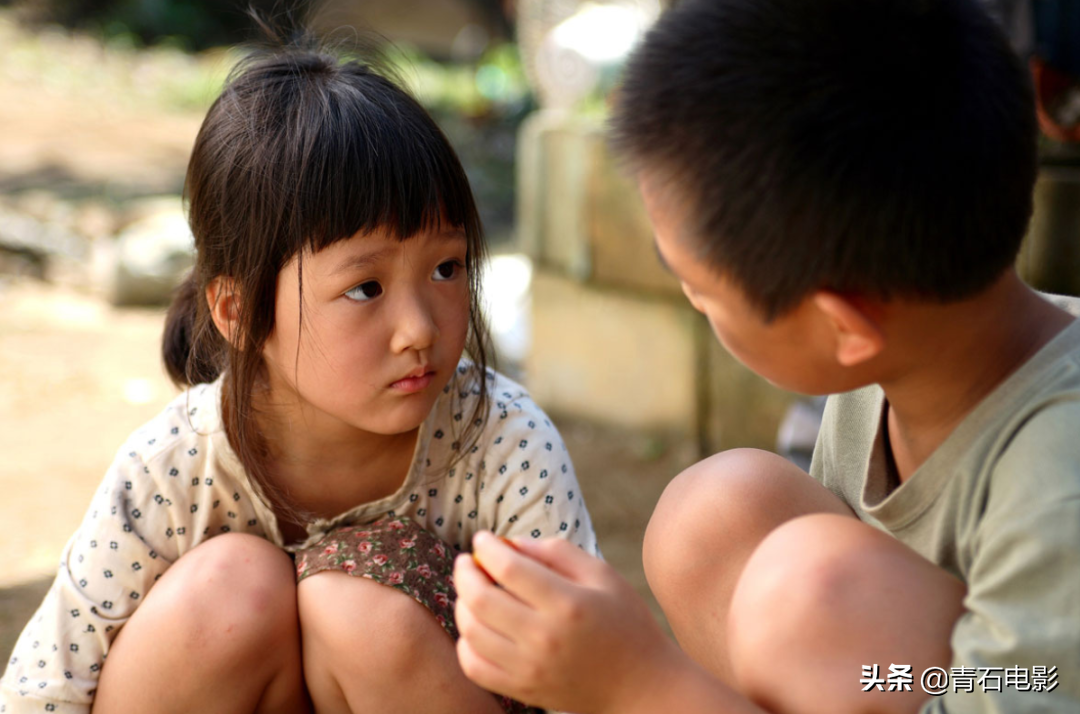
[454,534,767,714]
[474,389,599,557]
[0,444,177,714]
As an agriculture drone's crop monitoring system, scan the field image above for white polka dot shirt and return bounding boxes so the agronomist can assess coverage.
[0,362,598,713]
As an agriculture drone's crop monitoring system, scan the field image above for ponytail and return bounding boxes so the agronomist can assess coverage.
[162,271,223,387]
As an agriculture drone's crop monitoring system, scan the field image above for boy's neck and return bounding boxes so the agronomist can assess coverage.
[879,272,1075,482]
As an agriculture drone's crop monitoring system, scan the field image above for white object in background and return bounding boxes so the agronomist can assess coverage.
[534,1,661,110]
[122,378,156,406]
[482,254,533,365]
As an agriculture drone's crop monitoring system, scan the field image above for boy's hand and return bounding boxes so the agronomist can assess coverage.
[453,531,686,714]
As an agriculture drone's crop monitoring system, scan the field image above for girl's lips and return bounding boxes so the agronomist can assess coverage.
[390,371,435,394]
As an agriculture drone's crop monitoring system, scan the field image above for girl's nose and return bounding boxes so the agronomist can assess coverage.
[389,293,440,354]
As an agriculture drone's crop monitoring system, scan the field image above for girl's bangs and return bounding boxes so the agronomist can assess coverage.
[296,75,478,253]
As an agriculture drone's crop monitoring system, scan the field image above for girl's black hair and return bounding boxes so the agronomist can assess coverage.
[164,26,492,525]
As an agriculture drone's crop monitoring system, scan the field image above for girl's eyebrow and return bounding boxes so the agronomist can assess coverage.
[436,228,468,242]
[331,247,396,276]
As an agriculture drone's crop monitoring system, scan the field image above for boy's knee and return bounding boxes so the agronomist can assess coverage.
[298,572,442,682]
[151,533,299,653]
[727,515,886,688]
[729,514,964,713]
[643,448,811,591]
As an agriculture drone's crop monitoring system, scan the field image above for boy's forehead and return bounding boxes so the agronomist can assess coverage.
[637,170,698,250]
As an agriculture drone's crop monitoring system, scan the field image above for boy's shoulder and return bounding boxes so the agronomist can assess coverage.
[1039,291,1080,318]
[824,291,1080,427]
[815,307,1080,507]
[962,293,1080,438]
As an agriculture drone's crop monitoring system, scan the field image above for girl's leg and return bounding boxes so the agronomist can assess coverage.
[728,514,965,714]
[92,533,310,714]
[643,448,854,682]
[296,571,504,714]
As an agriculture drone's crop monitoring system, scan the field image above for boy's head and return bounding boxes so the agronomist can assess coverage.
[611,0,1037,325]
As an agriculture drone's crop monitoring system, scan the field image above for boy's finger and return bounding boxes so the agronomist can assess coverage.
[471,531,572,609]
[456,636,516,699]
[455,596,521,665]
[453,553,538,639]
[511,536,605,585]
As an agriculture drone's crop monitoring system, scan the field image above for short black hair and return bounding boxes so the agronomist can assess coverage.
[611,0,1037,319]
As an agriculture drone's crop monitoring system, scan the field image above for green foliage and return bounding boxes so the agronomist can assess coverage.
[383,42,535,244]
[20,0,282,50]
[387,41,531,119]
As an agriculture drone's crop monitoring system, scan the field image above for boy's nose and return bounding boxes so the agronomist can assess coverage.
[390,294,440,354]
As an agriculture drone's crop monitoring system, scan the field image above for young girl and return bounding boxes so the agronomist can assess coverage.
[0,35,597,714]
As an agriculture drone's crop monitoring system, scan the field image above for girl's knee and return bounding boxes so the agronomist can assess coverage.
[299,572,504,713]
[298,571,442,679]
[151,533,299,650]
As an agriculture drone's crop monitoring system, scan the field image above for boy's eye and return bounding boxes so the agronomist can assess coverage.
[433,260,463,281]
[345,281,383,302]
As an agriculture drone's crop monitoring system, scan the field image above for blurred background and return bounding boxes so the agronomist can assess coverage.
[1,0,1078,661]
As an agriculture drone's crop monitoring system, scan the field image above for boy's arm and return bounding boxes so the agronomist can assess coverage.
[454,533,766,714]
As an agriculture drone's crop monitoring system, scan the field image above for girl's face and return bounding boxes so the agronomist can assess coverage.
[261,225,471,440]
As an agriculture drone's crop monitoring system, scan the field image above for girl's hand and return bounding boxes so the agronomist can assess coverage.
[453,531,688,714]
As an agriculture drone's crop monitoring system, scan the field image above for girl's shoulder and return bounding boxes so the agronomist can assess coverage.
[426,361,563,463]
[433,359,540,419]
[422,361,595,552]
[112,376,228,473]
[80,376,265,565]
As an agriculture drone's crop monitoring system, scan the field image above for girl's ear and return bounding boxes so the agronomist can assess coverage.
[811,291,885,367]
[206,277,243,348]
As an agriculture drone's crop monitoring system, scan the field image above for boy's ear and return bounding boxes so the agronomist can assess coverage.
[811,291,884,367]
[205,277,242,348]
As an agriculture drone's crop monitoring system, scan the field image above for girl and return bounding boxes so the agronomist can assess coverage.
[0,34,597,714]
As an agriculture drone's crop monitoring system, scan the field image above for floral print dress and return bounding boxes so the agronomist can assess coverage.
[295,515,541,714]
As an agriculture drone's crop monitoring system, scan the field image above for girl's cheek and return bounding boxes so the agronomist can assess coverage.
[441,286,472,332]
[452,299,473,341]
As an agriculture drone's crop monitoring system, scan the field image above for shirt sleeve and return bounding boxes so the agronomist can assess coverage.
[919,404,1080,714]
[1,445,177,714]
[475,392,599,558]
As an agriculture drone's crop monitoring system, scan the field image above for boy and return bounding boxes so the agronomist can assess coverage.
[452,0,1080,713]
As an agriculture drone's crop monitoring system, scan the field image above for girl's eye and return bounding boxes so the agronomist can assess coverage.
[433,260,463,281]
[345,281,383,302]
